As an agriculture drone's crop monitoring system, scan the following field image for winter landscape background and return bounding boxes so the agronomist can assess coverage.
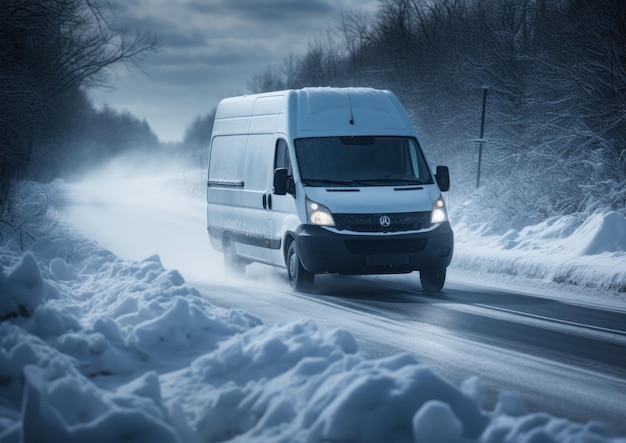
[0,157,624,442]
[1,0,625,442]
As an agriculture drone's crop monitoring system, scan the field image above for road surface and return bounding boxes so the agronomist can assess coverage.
[192,269,626,434]
[55,170,626,434]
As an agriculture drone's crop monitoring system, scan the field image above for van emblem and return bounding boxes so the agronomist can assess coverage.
[379,215,391,227]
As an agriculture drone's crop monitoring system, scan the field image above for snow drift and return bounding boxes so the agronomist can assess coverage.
[1,221,624,442]
[453,211,626,292]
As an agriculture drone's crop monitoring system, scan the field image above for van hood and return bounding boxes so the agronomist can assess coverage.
[304,185,440,214]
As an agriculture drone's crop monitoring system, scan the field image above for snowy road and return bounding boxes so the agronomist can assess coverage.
[192,271,626,433]
[53,164,626,434]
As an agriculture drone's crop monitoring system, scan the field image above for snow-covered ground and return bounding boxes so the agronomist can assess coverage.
[453,211,626,301]
[1,159,625,442]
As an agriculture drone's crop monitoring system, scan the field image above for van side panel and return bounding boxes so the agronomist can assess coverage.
[207,133,273,262]
[208,135,247,185]
[207,92,288,263]
[206,134,248,252]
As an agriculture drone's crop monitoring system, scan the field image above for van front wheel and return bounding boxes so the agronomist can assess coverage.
[287,241,314,292]
[420,267,446,292]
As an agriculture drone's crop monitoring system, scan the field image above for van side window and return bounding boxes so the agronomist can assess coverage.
[274,139,293,176]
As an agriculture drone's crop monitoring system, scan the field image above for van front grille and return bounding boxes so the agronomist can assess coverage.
[333,212,431,233]
[344,238,427,255]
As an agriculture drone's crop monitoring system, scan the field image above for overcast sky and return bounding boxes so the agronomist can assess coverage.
[90,0,379,143]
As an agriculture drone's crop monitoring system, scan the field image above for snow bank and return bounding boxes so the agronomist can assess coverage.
[571,211,626,256]
[1,223,624,442]
[452,211,626,293]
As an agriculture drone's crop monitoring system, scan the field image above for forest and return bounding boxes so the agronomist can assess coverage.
[1,0,625,239]
[250,0,626,231]
[0,0,162,236]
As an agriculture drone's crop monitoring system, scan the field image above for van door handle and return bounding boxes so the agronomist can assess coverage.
[262,194,267,209]
[267,194,272,210]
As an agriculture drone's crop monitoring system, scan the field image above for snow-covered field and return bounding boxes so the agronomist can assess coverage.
[1,163,625,442]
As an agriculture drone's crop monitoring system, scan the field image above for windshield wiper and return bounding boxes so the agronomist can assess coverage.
[301,178,357,187]
[351,178,427,186]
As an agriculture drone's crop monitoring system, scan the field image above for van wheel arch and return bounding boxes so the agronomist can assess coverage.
[283,232,297,266]
[222,236,246,274]
[284,234,314,292]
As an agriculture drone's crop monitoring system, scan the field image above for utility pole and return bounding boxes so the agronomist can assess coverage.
[475,86,489,188]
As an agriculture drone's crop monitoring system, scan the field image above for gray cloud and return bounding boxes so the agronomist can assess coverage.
[222,0,334,20]
[161,31,208,50]
[92,0,379,141]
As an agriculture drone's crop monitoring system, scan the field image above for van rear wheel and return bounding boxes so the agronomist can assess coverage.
[287,241,314,292]
[224,240,245,274]
[420,267,446,292]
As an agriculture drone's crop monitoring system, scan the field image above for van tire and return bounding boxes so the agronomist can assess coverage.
[287,241,314,292]
[420,267,446,292]
[224,240,245,274]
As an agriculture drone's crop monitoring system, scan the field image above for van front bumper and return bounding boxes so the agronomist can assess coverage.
[294,223,453,275]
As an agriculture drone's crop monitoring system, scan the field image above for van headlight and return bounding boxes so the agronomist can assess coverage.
[431,196,448,224]
[306,198,335,226]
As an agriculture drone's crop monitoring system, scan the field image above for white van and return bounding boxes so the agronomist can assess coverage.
[206,87,453,291]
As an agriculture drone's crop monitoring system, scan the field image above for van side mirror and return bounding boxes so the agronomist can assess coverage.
[273,168,288,195]
[435,166,450,192]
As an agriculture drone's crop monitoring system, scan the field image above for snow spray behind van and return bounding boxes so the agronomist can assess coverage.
[206,87,453,291]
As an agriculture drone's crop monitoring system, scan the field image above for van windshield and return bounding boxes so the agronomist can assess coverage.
[294,136,433,187]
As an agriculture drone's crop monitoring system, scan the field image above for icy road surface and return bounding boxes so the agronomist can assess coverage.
[54,160,626,433]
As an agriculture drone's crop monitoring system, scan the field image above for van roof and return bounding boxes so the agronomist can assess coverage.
[213,87,417,138]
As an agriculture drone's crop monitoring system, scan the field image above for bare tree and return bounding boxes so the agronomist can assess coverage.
[183,110,216,152]
[1,0,159,229]
[243,0,626,227]
[296,30,344,87]
[335,10,372,70]
[247,65,286,93]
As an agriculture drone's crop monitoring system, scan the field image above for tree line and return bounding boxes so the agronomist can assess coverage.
[2,0,623,239]
[248,0,626,231]
[1,0,162,230]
